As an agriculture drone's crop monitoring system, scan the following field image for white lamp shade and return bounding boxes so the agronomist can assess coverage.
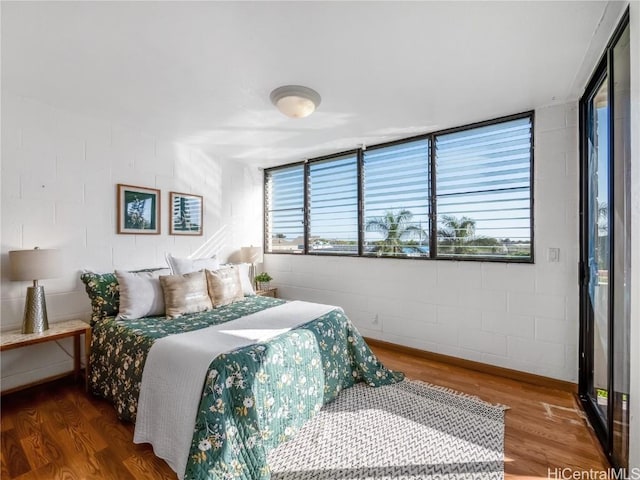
[241,246,264,264]
[9,248,63,281]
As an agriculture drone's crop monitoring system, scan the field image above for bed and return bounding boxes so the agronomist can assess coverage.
[89,295,403,480]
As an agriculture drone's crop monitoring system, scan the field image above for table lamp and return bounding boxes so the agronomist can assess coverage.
[9,247,62,334]
[241,246,264,287]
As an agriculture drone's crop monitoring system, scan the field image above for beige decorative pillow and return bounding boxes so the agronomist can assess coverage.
[160,271,212,319]
[206,266,245,308]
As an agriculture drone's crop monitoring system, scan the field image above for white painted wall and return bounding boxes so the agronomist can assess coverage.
[265,102,579,382]
[627,1,639,471]
[0,92,263,391]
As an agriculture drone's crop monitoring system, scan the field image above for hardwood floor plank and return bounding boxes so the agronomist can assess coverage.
[56,420,106,461]
[122,450,176,480]
[1,413,14,432]
[11,408,44,440]
[1,429,31,478]
[48,395,84,430]
[27,462,82,480]
[64,388,101,421]
[0,344,608,479]
[62,415,109,455]
[12,469,40,480]
[54,442,104,480]
[1,451,11,479]
[89,409,143,462]
[94,448,137,480]
[20,426,63,470]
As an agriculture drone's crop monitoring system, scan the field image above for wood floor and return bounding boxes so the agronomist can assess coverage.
[1,344,609,479]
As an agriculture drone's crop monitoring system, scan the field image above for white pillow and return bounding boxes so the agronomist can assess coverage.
[165,253,220,275]
[237,263,256,296]
[115,269,170,319]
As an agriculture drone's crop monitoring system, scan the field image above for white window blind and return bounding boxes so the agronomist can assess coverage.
[363,139,430,257]
[265,112,534,262]
[265,164,304,253]
[435,116,532,259]
[308,154,359,255]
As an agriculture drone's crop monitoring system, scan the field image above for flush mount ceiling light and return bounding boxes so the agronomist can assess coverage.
[270,85,321,119]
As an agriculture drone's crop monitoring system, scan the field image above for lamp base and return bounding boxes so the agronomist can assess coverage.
[249,263,256,289]
[22,285,49,334]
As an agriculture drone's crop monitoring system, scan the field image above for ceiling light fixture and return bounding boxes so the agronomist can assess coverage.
[270,85,321,119]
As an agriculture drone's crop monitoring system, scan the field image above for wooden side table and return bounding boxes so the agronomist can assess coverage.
[256,287,278,298]
[0,319,91,394]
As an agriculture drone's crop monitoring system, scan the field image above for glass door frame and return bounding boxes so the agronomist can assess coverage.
[578,55,609,445]
[578,8,629,468]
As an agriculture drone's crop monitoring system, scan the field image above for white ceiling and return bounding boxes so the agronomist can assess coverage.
[1,1,626,168]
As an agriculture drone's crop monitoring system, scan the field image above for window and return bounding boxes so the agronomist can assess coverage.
[264,164,304,253]
[308,154,359,255]
[363,139,430,257]
[435,117,533,259]
[264,112,533,262]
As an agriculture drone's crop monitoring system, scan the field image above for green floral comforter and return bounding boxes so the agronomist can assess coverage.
[90,296,286,421]
[90,296,403,479]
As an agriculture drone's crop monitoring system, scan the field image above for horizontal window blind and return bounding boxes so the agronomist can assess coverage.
[435,117,532,259]
[264,112,534,263]
[363,139,430,257]
[308,154,358,255]
[265,164,304,253]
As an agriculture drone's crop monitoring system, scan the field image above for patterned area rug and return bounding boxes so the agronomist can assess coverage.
[268,379,506,480]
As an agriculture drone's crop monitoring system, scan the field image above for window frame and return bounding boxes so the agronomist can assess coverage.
[306,150,360,257]
[361,136,432,259]
[432,111,535,263]
[263,161,306,255]
[263,110,535,263]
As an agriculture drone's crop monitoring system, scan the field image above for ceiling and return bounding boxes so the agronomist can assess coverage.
[1,1,626,168]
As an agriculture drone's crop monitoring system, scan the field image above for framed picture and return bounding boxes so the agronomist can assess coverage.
[117,184,161,234]
[169,191,203,236]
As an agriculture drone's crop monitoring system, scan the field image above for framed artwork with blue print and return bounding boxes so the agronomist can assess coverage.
[169,191,203,236]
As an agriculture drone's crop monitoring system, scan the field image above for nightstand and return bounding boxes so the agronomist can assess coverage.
[256,287,278,298]
[0,319,91,394]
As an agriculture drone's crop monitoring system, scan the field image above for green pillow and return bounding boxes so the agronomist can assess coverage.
[80,272,120,324]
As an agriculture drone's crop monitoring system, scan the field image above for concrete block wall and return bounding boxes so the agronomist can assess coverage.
[0,92,263,391]
[265,102,580,382]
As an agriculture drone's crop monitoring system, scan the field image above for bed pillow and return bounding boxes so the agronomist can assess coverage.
[115,269,170,319]
[237,263,256,296]
[160,271,213,319]
[80,271,120,323]
[166,253,220,275]
[206,266,245,307]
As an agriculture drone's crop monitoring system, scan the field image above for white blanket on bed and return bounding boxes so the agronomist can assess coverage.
[133,300,339,479]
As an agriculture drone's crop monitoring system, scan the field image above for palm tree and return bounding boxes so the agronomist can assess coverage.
[365,209,426,255]
[437,215,477,254]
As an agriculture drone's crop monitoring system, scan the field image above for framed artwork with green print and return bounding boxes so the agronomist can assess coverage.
[117,184,160,234]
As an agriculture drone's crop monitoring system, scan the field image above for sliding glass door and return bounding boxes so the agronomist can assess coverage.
[579,11,630,470]
[583,73,610,424]
[609,19,631,468]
